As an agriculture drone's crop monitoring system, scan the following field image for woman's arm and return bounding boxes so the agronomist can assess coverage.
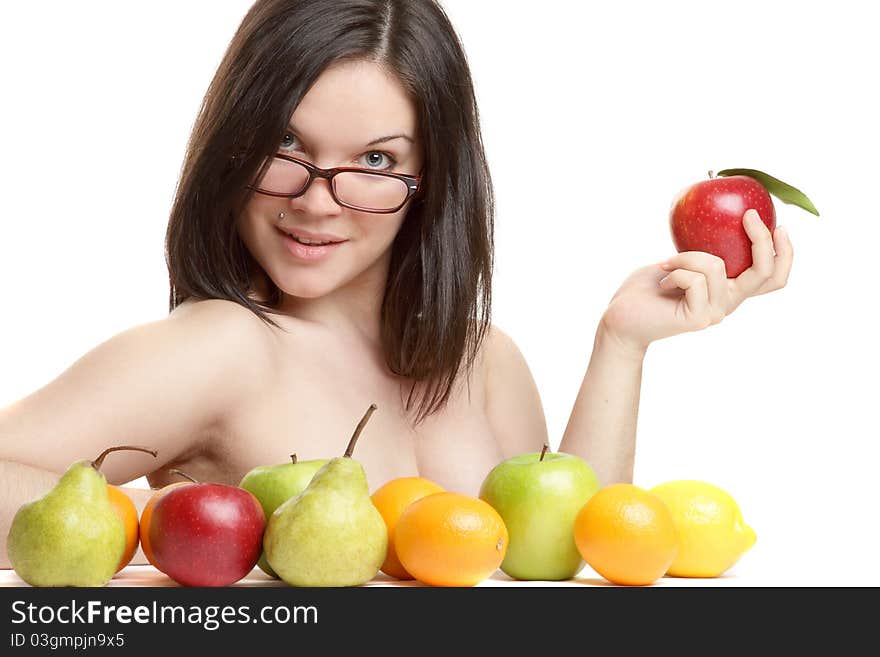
[482,316,646,487]
[487,210,792,487]
[565,211,792,483]
[0,299,275,568]
[483,321,645,487]
[558,322,646,486]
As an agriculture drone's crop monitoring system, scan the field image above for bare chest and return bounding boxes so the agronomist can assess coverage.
[208,340,503,496]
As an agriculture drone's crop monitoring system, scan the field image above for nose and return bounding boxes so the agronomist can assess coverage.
[289,177,342,217]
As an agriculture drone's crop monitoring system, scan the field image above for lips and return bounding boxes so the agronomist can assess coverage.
[279,227,347,245]
[278,227,346,261]
[289,234,343,246]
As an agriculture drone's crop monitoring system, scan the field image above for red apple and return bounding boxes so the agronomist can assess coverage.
[148,479,265,587]
[669,168,819,278]
[670,173,775,278]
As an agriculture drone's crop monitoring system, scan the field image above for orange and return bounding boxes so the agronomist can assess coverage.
[139,482,192,569]
[395,492,508,587]
[107,485,139,573]
[573,483,678,586]
[371,476,446,579]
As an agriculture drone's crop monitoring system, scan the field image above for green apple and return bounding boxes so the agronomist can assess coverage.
[238,454,329,578]
[479,446,600,580]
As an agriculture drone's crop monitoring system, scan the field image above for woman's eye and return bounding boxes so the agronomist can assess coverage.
[361,151,397,170]
[279,133,299,152]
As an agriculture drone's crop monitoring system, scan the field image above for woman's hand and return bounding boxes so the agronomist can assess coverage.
[600,209,794,354]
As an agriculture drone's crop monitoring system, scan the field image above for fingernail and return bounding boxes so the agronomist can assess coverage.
[745,209,759,223]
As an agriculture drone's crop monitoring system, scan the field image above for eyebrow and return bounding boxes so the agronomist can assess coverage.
[287,123,414,147]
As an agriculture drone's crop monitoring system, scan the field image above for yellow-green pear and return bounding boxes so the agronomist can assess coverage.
[239,453,329,578]
[264,404,387,587]
[7,445,157,587]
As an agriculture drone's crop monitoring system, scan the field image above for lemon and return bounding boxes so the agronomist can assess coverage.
[649,480,756,578]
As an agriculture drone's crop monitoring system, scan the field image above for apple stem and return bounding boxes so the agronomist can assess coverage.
[91,445,158,471]
[539,444,549,462]
[344,403,378,458]
[708,170,715,179]
[167,468,199,484]
[290,454,298,464]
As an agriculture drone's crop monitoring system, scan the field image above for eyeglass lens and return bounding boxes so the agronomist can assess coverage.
[257,158,410,211]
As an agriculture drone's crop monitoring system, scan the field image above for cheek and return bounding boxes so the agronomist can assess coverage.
[378,214,406,245]
[368,208,409,247]
[235,208,275,262]
[354,216,406,265]
[235,212,257,247]
[241,190,281,226]
[240,195,275,226]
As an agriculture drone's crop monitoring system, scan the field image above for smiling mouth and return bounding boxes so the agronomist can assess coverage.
[278,228,346,246]
[289,235,342,246]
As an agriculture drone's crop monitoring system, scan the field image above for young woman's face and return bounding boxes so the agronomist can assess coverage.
[238,59,423,302]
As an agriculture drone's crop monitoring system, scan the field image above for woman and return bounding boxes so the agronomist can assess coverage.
[0,0,791,567]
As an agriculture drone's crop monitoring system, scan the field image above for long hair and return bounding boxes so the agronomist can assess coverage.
[165,0,493,424]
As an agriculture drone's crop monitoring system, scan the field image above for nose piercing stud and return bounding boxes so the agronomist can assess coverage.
[278,211,285,220]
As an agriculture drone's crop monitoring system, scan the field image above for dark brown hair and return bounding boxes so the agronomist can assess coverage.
[165,0,493,424]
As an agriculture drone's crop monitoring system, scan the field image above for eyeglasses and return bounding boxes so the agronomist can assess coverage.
[248,154,422,214]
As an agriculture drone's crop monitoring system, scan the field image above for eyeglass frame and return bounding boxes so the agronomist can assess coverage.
[247,153,423,214]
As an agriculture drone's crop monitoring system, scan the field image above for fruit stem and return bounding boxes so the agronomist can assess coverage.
[290,454,298,464]
[344,403,378,458]
[539,444,549,462]
[91,445,158,471]
[167,468,199,484]
[708,170,715,179]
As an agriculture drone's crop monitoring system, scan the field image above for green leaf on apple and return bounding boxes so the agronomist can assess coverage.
[716,168,820,216]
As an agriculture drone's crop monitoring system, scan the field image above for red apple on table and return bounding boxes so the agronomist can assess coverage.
[148,475,265,587]
[670,168,819,278]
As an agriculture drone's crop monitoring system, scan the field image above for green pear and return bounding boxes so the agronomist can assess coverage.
[7,445,157,587]
[239,454,329,578]
[264,404,388,587]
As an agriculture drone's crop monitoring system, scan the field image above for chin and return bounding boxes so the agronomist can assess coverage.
[269,269,344,300]
[277,280,337,300]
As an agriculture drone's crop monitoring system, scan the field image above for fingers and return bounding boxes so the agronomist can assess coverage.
[660,251,729,325]
[734,209,776,295]
[656,209,794,327]
[752,224,794,296]
[658,269,714,329]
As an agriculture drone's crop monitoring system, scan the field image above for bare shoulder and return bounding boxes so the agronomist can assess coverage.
[170,297,273,330]
[169,299,278,359]
[0,298,283,485]
[166,299,278,386]
[478,324,530,387]
[476,323,548,456]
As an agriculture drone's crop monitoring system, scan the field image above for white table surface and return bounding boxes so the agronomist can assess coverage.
[0,563,764,587]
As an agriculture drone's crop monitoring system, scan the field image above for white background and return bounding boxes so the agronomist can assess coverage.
[1,1,877,585]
